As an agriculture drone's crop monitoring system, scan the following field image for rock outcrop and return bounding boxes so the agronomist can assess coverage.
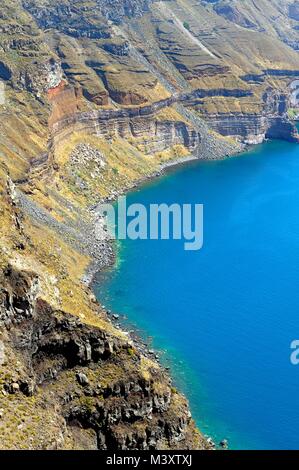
[0,262,205,450]
[52,108,200,155]
[202,88,299,144]
[49,83,298,153]
[205,114,299,144]
[214,3,258,29]
[0,0,298,452]
[18,58,63,96]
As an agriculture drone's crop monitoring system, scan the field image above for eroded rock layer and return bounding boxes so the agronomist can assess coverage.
[0,0,298,450]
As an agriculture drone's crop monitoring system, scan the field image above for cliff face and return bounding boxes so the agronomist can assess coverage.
[0,0,298,451]
[50,93,200,155]
[48,84,298,157]
[205,114,268,145]
[199,85,299,144]
[0,170,207,450]
[205,114,299,145]
[0,263,204,450]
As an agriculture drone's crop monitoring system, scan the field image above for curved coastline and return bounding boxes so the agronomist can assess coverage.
[87,144,250,449]
[84,144,246,285]
[92,138,299,450]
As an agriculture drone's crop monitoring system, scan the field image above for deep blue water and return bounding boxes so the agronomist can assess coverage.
[94,140,299,450]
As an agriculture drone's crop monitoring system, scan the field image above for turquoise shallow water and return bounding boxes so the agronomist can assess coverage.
[94,140,299,450]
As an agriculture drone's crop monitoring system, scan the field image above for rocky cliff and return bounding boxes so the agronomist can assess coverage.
[0,0,298,451]
[0,169,209,450]
[0,262,204,450]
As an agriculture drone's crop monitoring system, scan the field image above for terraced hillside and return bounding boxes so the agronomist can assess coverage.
[0,0,298,450]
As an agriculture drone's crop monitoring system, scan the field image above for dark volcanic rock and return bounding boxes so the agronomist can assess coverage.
[214,3,257,29]
[0,264,204,450]
[102,41,130,56]
[96,0,154,22]
[23,0,155,36]
[22,1,111,39]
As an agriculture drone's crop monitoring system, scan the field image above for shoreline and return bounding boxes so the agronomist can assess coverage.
[83,143,248,286]
[84,145,251,450]
[82,154,202,285]
[85,141,252,321]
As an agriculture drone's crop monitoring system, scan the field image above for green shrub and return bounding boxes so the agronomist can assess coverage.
[127,347,135,357]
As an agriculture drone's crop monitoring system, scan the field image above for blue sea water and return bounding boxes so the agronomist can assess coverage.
[94,140,299,450]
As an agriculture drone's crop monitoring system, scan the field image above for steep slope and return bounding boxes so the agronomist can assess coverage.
[0,163,208,450]
[19,0,299,145]
[0,0,298,451]
[0,0,213,450]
